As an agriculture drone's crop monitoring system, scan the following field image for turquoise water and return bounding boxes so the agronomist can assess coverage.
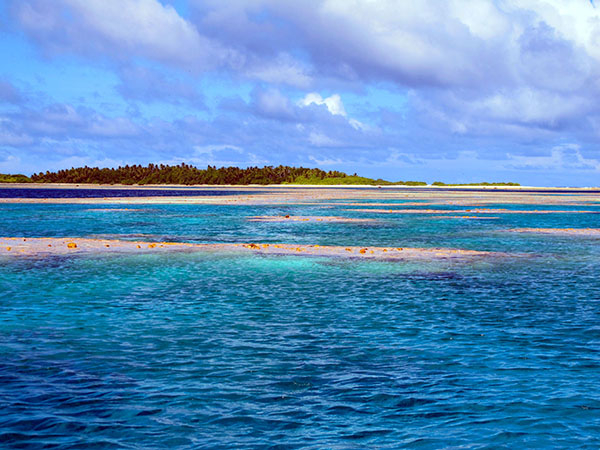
[1,198,600,448]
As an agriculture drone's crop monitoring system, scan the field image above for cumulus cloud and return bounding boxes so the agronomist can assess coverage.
[299,92,368,130]
[300,93,347,116]
[5,0,600,184]
[12,0,227,70]
[185,0,600,136]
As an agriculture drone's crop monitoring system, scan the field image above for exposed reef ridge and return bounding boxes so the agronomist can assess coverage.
[505,228,600,237]
[0,237,516,260]
[346,208,598,214]
[246,215,376,223]
[429,216,500,220]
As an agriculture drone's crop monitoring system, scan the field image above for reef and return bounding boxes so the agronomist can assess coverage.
[0,237,516,261]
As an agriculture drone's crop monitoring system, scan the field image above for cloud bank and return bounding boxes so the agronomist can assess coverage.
[1,0,600,184]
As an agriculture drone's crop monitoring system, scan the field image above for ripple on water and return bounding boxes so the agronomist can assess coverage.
[1,200,600,448]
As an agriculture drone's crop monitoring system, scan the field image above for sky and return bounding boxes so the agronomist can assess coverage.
[1,0,600,185]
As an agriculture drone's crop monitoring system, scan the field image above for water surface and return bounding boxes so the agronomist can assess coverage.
[1,190,599,448]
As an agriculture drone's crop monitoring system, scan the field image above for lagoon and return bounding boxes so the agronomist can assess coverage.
[1,186,599,448]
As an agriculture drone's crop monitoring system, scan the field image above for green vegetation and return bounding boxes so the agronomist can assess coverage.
[431,181,520,186]
[286,174,409,185]
[0,173,32,183]
[31,164,343,185]
[2,164,517,186]
[30,164,432,185]
[288,175,374,185]
[373,180,428,186]
[31,164,421,185]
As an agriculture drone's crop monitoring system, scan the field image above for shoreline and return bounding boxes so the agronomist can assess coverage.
[1,182,599,191]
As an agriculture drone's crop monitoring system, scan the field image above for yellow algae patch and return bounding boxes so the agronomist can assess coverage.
[67,242,77,249]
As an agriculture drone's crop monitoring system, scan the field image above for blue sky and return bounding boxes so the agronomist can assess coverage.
[1,0,600,185]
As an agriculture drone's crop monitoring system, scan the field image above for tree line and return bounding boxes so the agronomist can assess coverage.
[28,164,380,185]
[1,164,518,186]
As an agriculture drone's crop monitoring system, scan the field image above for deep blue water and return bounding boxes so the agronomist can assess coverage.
[1,192,599,448]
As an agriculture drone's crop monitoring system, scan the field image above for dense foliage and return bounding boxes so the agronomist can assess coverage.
[2,165,518,186]
[0,173,33,183]
[29,164,429,185]
[30,164,348,185]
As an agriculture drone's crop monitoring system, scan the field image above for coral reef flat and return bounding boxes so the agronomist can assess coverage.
[246,215,377,223]
[0,237,512,260]
[505,228,600,237]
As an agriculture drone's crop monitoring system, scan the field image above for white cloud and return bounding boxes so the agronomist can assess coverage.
[15,0,231,70]
[300,93,347,116]
[193,0,600,136]
[299,92,368,130]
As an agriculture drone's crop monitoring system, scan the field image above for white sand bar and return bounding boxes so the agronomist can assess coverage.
[0,237,517,260]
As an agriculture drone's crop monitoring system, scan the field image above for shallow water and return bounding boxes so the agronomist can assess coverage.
[1,193,600,448]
